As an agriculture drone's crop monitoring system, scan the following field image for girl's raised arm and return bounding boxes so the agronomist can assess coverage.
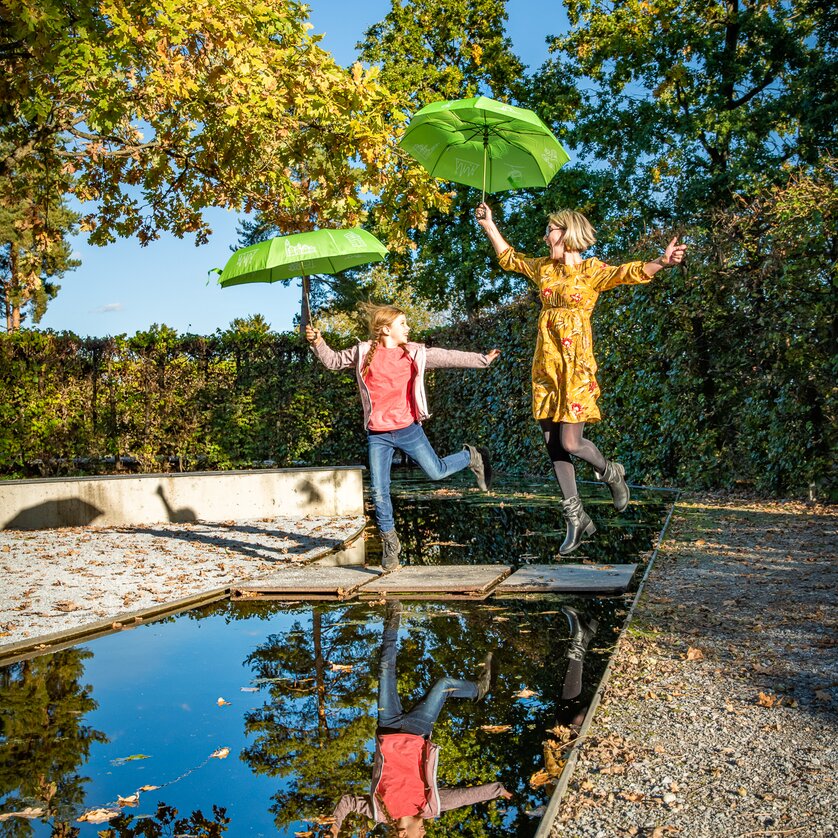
[306,326,359,371]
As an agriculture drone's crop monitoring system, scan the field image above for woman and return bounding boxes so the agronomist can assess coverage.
[475,202,686,553]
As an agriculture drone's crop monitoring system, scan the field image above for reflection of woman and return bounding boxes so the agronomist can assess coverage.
[329,602,510,837]
[476,202,687,554]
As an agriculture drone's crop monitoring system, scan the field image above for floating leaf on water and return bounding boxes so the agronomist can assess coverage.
[240,687,259,692]
[480,724,511,734]
[528,769,552,788]
[138,785,160,792]
[0,807,44,821]
[216,697,231,706]
[78,808,120,824]
[513,688,538,699]
[524,805,546,818]
[210,747,230,759]
[111,754,151,766]
[117,794,139,807]
[329,663,353,672]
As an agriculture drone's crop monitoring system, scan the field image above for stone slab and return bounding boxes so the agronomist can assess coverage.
[231,565,382,601]
[496,563,638,595]
[360,565,512,599]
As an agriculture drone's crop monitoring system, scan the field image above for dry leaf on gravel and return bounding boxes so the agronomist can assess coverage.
[757,691,780,707]
[685,646,704,660]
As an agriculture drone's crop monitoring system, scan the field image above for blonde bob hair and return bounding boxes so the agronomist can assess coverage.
[547,209,597,252]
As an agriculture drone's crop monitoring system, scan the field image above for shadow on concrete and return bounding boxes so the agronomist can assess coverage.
[4,498,104,530]
[120,521,347,563]
[156,485,198,523]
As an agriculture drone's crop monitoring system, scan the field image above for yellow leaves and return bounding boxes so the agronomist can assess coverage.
[480,724,512,734]
[528,768,553,788]
[0,808,44,822]
[78,809,120,824]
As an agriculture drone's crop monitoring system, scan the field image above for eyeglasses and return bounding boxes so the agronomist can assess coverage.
[545,226,563,237]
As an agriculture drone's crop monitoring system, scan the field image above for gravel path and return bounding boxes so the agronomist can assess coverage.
[550,497,837,838]
[0,513,365,648]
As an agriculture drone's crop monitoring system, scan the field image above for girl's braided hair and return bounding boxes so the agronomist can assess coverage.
[358,302,408,375]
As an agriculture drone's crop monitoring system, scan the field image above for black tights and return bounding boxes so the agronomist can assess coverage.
[539,419,608,500]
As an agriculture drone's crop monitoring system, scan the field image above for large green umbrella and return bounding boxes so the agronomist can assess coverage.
[215,227,388,333]
[399,95,569,200]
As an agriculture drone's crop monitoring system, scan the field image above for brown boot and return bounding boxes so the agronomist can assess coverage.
[464,444,492,491]
[380,529,401,571]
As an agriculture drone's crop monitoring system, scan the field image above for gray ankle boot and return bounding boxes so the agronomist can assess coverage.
[594,459,630,512]
[380,529,401,571]
[559,496,596,555]
[463,444,492,491]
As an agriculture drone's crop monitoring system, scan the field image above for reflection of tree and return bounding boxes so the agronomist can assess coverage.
[240,606,380,831]
[0,648,107,837]
[101,803,229,837]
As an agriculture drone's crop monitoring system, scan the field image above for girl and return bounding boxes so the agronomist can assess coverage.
[475,203,686,554]
[306,303,500,570]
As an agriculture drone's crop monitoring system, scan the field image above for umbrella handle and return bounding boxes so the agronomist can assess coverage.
[300,274,312,337]
[481,135,488,204]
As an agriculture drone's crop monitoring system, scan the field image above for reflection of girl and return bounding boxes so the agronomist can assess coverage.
[329,602,510,837]
[307,303,499,571]
[476,203,686,554]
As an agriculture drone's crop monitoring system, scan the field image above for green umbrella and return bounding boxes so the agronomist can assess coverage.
[215,227,388,334]
[399,95,570,201]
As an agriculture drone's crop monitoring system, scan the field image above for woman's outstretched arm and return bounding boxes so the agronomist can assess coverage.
[475,202,511,255]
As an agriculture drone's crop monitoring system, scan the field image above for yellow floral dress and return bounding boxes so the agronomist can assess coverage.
[499,247,653,424]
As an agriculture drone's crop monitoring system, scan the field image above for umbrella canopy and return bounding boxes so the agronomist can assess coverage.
[399,96,569,198]
[216,227,388,288]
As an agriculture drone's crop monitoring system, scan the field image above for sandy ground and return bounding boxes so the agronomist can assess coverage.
[0,513,365,648]
[549,497,837,838]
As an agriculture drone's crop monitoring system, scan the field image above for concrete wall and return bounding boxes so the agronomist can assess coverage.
[0,466,364,530]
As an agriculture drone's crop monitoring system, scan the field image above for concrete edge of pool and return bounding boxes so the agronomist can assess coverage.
[533,491,682,838]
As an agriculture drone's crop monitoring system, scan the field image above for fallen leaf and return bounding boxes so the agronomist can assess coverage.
[54,600,81,612]
[216,697,231,707]
[686,647,704,661]
[111,754,151,766]
[210,747,230,759]
[528,769,552,788]
[330,663,353,672]
[77,808,120,824]
[757,691,779,708]
[241,687,258,692]
[0,807,44,821]
[138,785,160,792]
[513,688,538,699]
[480,724,512,734]
[117,794,139,807]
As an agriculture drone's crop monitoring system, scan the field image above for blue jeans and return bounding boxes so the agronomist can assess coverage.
[368,422,470,533]
[378,624,477,737]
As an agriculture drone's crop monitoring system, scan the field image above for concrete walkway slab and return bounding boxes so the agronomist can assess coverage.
[361,565,512,599]
[496,563,638,595]
[231,565,382,601]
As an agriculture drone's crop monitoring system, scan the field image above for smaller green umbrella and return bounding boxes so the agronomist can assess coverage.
[215,228,388,334]
[399,95,569,201]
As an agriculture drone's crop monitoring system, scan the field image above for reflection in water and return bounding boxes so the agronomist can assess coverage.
[560,607,599,701]
[329,601,510,836]
[0,649,107,836]
[366,473,672,568]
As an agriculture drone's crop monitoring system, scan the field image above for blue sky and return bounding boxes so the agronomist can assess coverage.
[36,1,561,338]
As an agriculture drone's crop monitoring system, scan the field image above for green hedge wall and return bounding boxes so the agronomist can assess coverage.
[1,278,833,498]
